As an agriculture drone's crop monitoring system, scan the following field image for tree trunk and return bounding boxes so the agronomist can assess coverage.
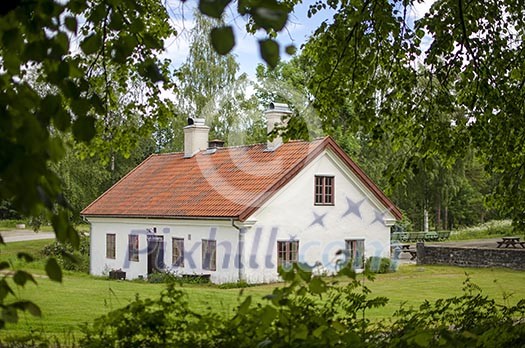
[424,209,429,232]
[444,206,449,230]
[436,204,442,231]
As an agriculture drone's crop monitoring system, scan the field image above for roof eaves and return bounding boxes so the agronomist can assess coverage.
[82,213,238,221]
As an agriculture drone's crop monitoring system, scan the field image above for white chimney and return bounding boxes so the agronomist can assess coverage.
[184,118,210,158]
[265,102,292,151]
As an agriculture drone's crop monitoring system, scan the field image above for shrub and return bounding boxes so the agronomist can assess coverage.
[217,281,253,289]
[80,265,388,347]
[366,256,394,274]
[41,235,90,273]
[384,278,525,347]
[80,283,222,347]
[145,271,211,284]
[146,271,178,284]
[80,265,525,348]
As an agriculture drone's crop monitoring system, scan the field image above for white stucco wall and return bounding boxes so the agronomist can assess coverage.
[87,149,396,284]
[242,149,396,283]
[87,217,241,283]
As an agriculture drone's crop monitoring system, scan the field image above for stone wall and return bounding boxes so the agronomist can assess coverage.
[416,243,525,270]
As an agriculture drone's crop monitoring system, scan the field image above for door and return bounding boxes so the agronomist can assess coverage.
[147,235,164,274]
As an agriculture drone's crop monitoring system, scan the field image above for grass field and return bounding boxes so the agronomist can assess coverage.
[1,238,524,341]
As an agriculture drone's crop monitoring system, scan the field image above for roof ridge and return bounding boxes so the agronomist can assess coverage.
[154,138,324,156]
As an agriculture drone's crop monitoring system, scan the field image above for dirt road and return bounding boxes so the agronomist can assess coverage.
[1,229,55,243]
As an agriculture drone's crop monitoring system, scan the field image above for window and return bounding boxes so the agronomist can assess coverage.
[345,239,365,269]
[202,239,216,271]
[106,234,116,259]
[128,235,139,262]
[315,176,334,205]
[172,238,184,267]
[277,241,299,268]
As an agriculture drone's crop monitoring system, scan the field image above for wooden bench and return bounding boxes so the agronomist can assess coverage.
[391,232,409,242]
[437,231,451,240]
[424,232,439,241]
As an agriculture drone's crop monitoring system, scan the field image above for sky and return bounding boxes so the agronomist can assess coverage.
[162,1,335,78]
[161,0,436,78]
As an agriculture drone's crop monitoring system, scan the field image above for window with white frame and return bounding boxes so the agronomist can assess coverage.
[315,175,334,205]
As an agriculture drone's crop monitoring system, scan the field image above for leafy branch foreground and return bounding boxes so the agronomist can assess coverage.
[76,266,525,348]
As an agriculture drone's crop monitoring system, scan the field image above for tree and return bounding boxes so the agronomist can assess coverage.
[0,0,298,326]
[2,0,525,328]
[166,11,265,150]
[301,0,525,229]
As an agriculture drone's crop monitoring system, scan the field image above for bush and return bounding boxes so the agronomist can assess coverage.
[146,271,178,284]
[366,256,394,274]
[80,283,222,347]
[384,278,525,347]
[145,271,211,284]
[41,235,90,273]
[80,265,525,348]
[217,281,253,289]
[2,264,522,347]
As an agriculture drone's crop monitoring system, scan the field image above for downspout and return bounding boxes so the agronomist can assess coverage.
[231,219,245,282]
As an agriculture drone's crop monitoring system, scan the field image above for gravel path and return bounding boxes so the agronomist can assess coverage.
[0,229,56,243]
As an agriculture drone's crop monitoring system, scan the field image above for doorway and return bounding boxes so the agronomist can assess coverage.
[147,235,164,274]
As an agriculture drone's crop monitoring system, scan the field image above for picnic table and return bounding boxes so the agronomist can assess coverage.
[397,244,417,260]
[496,237,525,248]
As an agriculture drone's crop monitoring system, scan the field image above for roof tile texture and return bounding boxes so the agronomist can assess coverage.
[82,139,322,219]
[81,137,402,221]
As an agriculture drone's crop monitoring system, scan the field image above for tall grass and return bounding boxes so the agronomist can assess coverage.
[450,220,515,240]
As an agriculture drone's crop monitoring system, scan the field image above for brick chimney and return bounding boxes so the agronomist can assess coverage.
[184,118,210,158]
[265,102,292,151]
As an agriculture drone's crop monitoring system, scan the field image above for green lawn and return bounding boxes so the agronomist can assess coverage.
[1,239,524,341]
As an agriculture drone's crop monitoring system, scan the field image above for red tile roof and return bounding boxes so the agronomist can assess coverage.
[81,137,402,221]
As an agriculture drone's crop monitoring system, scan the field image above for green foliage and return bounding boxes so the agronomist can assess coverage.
[217,281,253,289]
[0,333,74,348]
[301,0,525,230]
[167,11,265,151]
[144,272,211,285]
[79,265,525,347]
[80,283,222,347]
[450,220,514,241]
[41,235,90,273]
[0,0,176,325]
[80,264,389,347]
[385,277,525,347]
[210,26,235,55]
[366,257,394,274]
[198,0,297,66]
[0,204,21,221]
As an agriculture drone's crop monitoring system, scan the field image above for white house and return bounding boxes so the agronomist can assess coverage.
[81,103,402,283]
